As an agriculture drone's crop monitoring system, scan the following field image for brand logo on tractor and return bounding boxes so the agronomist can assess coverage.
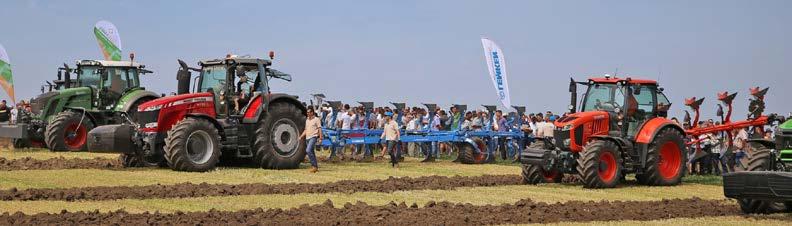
[491,51,505,100]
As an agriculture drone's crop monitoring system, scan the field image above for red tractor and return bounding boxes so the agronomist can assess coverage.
[87,54,307,172]
[521,76,687,188]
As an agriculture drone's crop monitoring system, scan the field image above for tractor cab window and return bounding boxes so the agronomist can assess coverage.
[198,65,227,93]
[102,67,135,94]
[657,91,671,113]
[582,83,625,112]
[631,85,656,116]
[77,66,102,89]
[625,85,657,137]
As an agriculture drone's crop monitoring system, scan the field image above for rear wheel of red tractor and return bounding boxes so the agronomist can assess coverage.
[45,111,95,152]
[737,146,789,214]
[253,102,306,169]
[164,118,221,172]
[636,128,687,186]
[577,140,622,188]
[458,137,488,164]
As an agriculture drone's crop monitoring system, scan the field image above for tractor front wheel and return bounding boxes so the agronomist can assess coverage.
[636,128,687,186]
[45,111,95,152]
[577,139,622,188]
[163,118,221,172]
[737,146,789,214]
[253,102,306,169]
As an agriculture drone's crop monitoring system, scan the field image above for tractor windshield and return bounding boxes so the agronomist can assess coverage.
[582,83,625,112]
[198,65,227,92]
[77,66,102,89]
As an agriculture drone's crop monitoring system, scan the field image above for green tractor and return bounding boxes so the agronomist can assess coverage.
[0,59,159,151]
[775,118,792,171]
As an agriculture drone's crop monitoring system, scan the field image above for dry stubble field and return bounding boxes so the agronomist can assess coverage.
[0,146,790,225]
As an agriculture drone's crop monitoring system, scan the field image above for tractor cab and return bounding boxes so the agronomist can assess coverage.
[193,56,291,117]
[73,60,151,110]
[576,77,671,138]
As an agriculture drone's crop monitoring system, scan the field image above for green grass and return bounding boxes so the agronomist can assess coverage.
[0,148,118,160]
[0,158,520,190]
[0,183,727,214]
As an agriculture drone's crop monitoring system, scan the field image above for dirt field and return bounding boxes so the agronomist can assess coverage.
[0,148,790,225]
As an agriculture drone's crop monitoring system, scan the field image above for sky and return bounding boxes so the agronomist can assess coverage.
[1,0,790,120]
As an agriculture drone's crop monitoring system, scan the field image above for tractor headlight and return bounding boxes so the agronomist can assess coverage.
[563,138,571,147]
[144,122,158,129]
[561,124,574,131]
[143,105,162,112]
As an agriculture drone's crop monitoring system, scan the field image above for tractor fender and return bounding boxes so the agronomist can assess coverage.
[115,90,159,113]
[184,113,225,141]
[634,117,685,170]
[635,118,685,144]
[243,93,307,124]
[747,138,776,150]
[61,107,99,128]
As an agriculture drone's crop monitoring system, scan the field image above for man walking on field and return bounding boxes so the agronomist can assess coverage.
[299,108,323,173]
[381,111,401,168]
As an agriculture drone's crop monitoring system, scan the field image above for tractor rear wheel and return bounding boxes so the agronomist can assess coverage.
[457,138,488,164]
[636,128,687,186]
[577,139,622,188]
[737,146,788,214]
[253,102,306,169]
[45,111,95,152]
[163,118,221,172]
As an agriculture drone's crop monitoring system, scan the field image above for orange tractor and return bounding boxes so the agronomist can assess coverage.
[521,75,778,189]
[521,76,686,188]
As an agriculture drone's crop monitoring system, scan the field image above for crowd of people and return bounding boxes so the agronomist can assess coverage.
[299,102,563,172]
[675,117,779,176]
[0,99,33,124]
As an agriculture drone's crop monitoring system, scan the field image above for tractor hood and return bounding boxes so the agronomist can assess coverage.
[137,92,213,112]
[554,111,610,130]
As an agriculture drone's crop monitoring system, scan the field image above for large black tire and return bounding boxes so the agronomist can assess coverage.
[457,138,488,164]
[12,138,29,149]
[577,140,622,188]
[163,118,221,172]
[636,128,687,186]
[252,102,306,169]
[119,145,165,168]
[737,146,788,214]
[45,111,95,152]
[522,164,563,184]
[521,141,563,184]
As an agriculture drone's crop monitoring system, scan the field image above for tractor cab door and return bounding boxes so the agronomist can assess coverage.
[231,65,259,115]
[99,67,136,110]
[624,85,657,138]
[197,65,229,117]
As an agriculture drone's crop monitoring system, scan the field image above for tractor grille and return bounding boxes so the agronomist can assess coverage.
[136,110,160,125]
[555,129,571,151]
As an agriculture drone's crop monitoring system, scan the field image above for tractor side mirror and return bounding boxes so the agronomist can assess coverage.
[633,86,641,95]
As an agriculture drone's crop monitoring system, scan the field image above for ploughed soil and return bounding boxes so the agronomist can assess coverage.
[0,157,121,171]
[0,175,523,202]
[0,198,746,225]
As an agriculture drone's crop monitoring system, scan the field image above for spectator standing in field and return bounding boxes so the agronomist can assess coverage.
[494,110,509,160]
[405,113,421,157]
[461,112,473,130]
[299,108,323,173]
[0,100,9,123]
[381,111,401,168]
[449,106,462,131]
